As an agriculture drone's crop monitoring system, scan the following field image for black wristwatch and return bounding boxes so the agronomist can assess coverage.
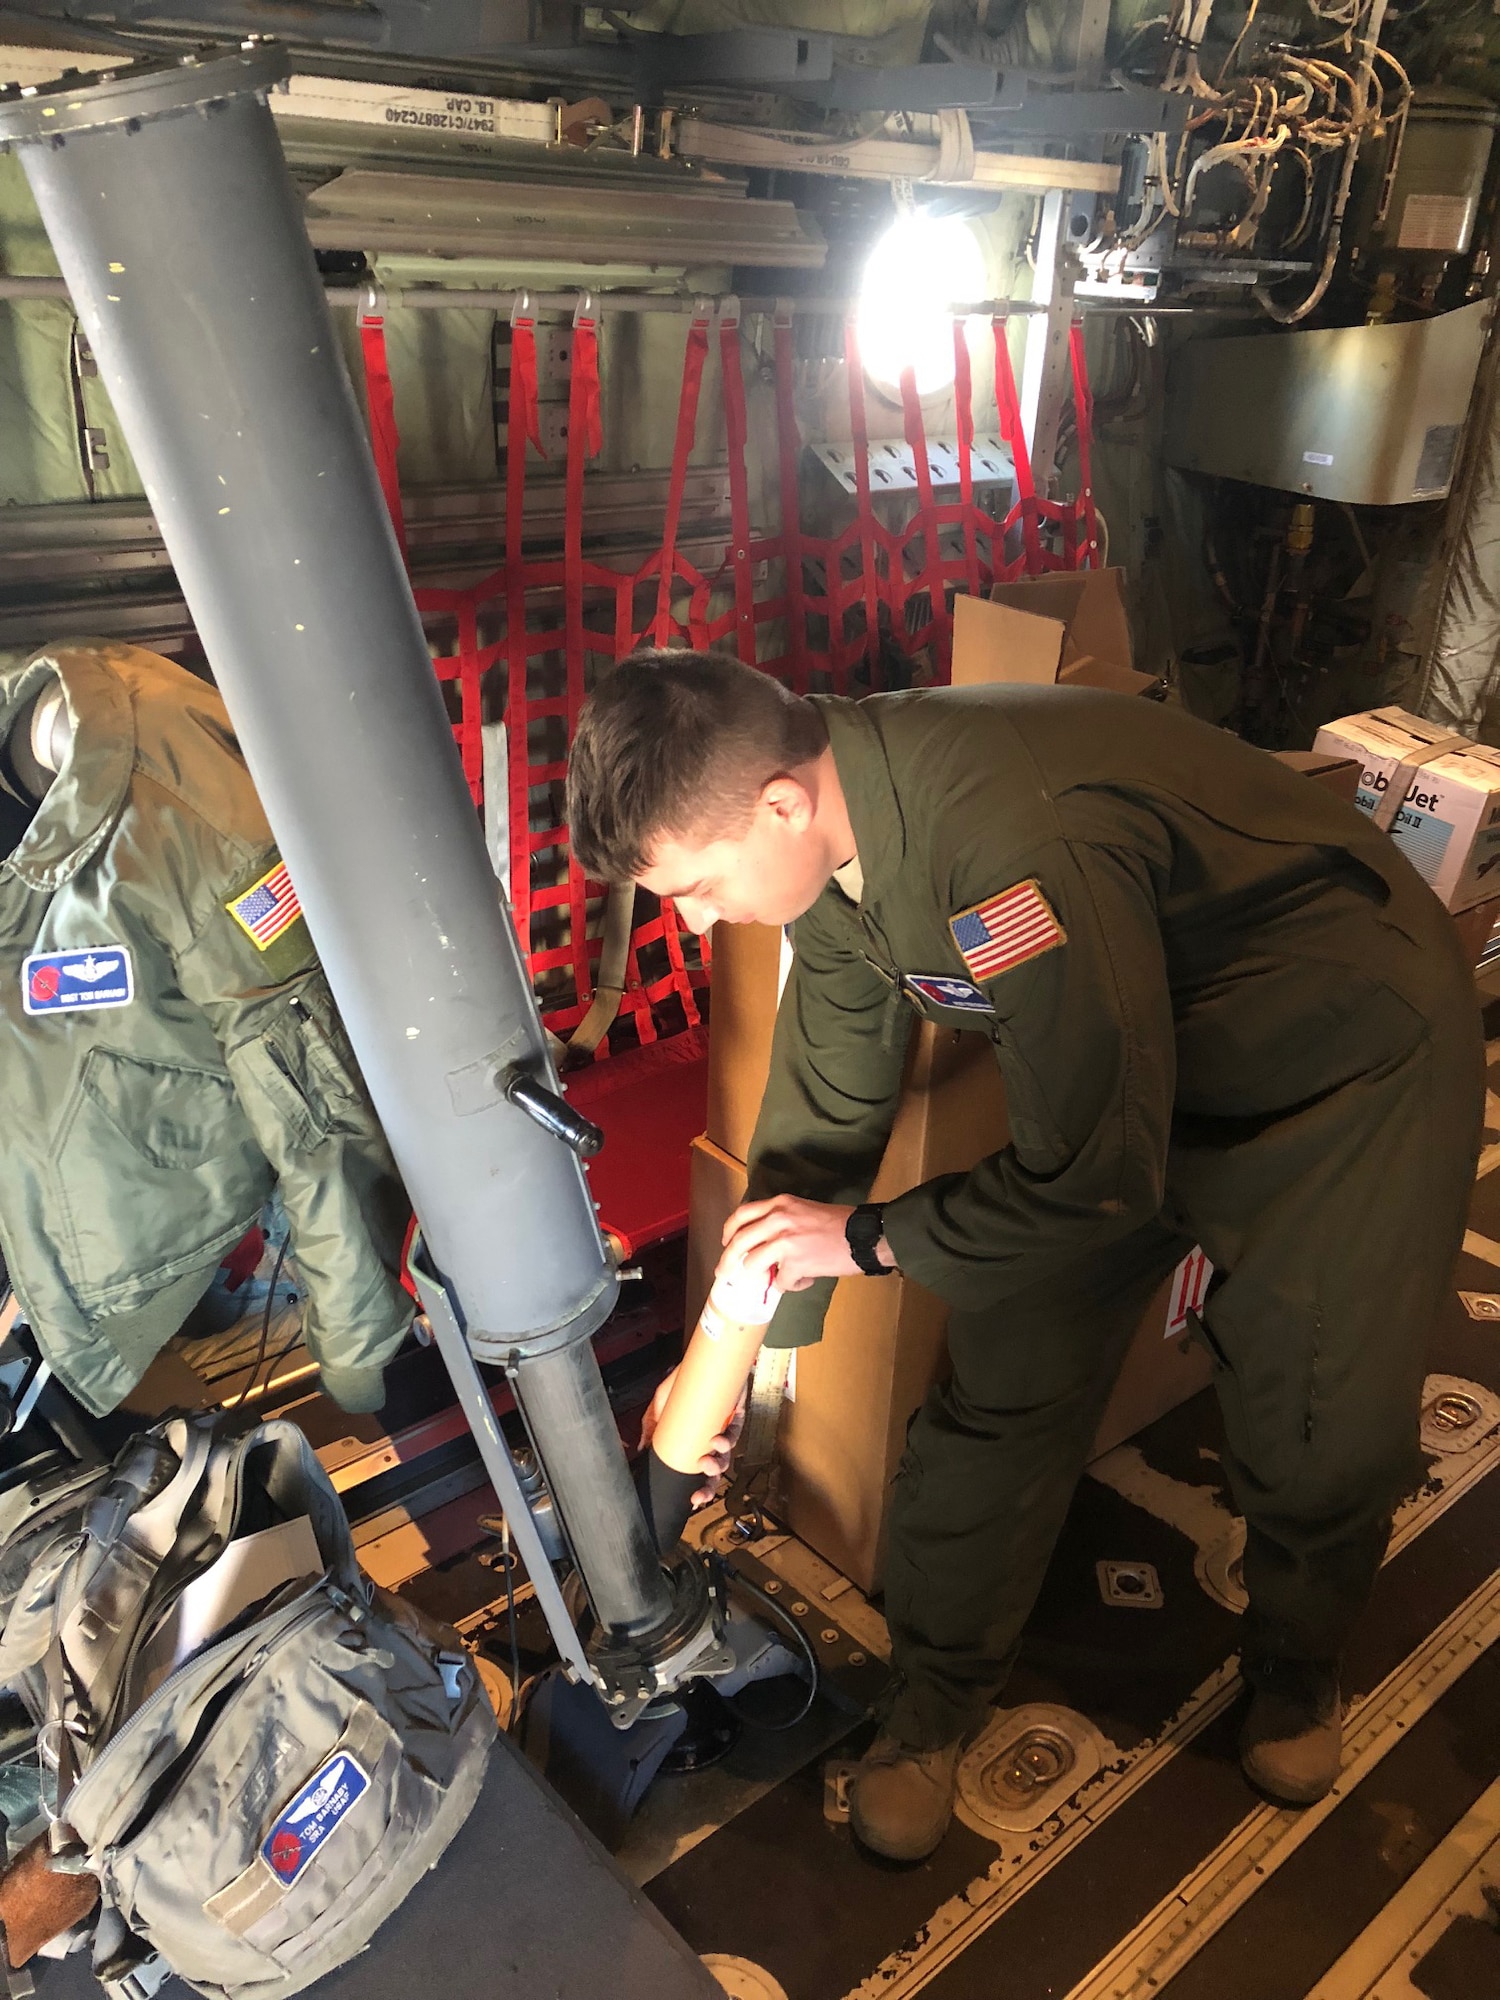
[846,1203,894,1278]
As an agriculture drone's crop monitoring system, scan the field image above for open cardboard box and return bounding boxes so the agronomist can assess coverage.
[687,1026,1214,1592]
[951,568,1163,699]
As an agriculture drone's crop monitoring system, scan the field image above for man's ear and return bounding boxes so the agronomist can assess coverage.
[759,773,815,831]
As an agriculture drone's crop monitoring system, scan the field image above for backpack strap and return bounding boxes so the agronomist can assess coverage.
[44,1419,224,1801]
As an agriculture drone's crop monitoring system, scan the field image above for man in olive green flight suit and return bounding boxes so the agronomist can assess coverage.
[567,649,1484,1862]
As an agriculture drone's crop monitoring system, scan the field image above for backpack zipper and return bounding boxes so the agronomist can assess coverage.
[65,1579,340,1850]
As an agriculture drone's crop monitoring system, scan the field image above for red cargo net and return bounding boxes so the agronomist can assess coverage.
[360,301,1100,1052]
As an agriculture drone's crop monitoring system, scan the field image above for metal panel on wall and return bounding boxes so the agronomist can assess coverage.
[1162,300,1492,506]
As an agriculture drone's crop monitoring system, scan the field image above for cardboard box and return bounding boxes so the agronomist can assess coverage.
[704,921,792,1166]
[687,1023,1213,1593]
[1271,748,1362,805]
[951,570,1162,699]
[688,1022,1009,1592]
[1452,893,1500,968]
[1089,1250,1213,1461]
[1311,707,1500,912]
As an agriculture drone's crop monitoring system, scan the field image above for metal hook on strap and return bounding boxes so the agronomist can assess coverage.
[573,288,597,331]
[510,287,533,331]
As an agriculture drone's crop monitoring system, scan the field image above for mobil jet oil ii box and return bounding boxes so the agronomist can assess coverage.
[1311,707,1500,912]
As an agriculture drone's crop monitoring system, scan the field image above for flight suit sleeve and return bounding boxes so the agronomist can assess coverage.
[172,850,414,1411]
[745,895,913,1347]
[880,836,1175,1309]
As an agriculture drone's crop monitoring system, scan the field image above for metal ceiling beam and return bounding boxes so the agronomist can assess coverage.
[671,118,1121,195]
[3,45,1124,198]
[0,2,579,58]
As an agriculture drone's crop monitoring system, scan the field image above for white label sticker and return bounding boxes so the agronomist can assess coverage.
[1302,451,1335,468]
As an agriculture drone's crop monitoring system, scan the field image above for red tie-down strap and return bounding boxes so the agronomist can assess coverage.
[1068,318,1102,570]
[898,363,948,660]
[564,295,604,1017]
[359,311,408,558]
[952,318,983,601]
[992,315,1044,574]
[772,303,810,692]
[652,302,713,648]
[719,301,759,666]
[843,315,884,678]
[506,296,546,963]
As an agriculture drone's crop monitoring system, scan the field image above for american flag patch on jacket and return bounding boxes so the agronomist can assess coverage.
[226,859,303,950]
[948,880,1066,983]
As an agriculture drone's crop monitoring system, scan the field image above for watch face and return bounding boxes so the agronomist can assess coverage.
[847,1208,885,1272]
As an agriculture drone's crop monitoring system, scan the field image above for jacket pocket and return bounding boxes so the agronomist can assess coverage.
[80,1049,244,1172]
[235,1010,337,1154]
[56,1049,268,1312]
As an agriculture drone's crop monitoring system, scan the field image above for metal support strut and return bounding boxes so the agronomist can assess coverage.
[0,44,695,1682]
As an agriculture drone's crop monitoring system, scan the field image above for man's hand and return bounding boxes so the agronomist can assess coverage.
[721,1193,895,1291]
[640,1368,747,1507]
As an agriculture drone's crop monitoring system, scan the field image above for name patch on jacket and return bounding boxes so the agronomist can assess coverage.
[262,1752,369,1887]
[22,947,134,1016]
[904,973,996,1015]
[949,881,1066,983]
[226,859,303,951]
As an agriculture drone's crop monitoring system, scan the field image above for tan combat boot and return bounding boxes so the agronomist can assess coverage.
[849,1732,965,1862]
[1239,1660,1343,1806]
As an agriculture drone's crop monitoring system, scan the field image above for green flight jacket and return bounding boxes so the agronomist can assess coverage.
[0,642,413,1415]
[747,685,1473,1347]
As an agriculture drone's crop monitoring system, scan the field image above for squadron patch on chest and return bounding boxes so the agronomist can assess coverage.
[22,946,134,1016]
[949,880,1066,983]
[904,973,996,1015]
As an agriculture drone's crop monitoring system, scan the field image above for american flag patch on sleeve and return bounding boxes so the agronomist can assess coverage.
[225,858,303,950]
[948,880,1066,984]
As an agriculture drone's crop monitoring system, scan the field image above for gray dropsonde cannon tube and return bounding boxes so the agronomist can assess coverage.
[0,46,672,1641]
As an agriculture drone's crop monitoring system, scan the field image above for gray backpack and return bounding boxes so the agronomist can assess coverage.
[0,1414,494,2000]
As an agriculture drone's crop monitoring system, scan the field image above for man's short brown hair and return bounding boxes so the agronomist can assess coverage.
[567,649,828,883]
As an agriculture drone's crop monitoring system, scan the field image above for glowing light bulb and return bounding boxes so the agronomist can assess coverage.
[857,214,989,397]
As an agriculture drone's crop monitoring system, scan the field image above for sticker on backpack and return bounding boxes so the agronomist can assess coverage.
[262,1752,370,1886]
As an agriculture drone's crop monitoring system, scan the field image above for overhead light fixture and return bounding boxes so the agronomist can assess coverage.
[857,213,989,397]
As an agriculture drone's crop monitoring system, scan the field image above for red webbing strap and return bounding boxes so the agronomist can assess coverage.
[654,302,712,647]
[505,302,544,963]
[359,313,408,557]
[1069,318,1102,570]
[613,573,635,663]
[658,897,700,1028]
[719,301,758,666]
[455,600,484,804]
[844,316,882,678]
[993,316,1043,572]
[952,319,982,600]
[565,299,603,1012]
[772,303,809,691]
[899,362,946,653]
